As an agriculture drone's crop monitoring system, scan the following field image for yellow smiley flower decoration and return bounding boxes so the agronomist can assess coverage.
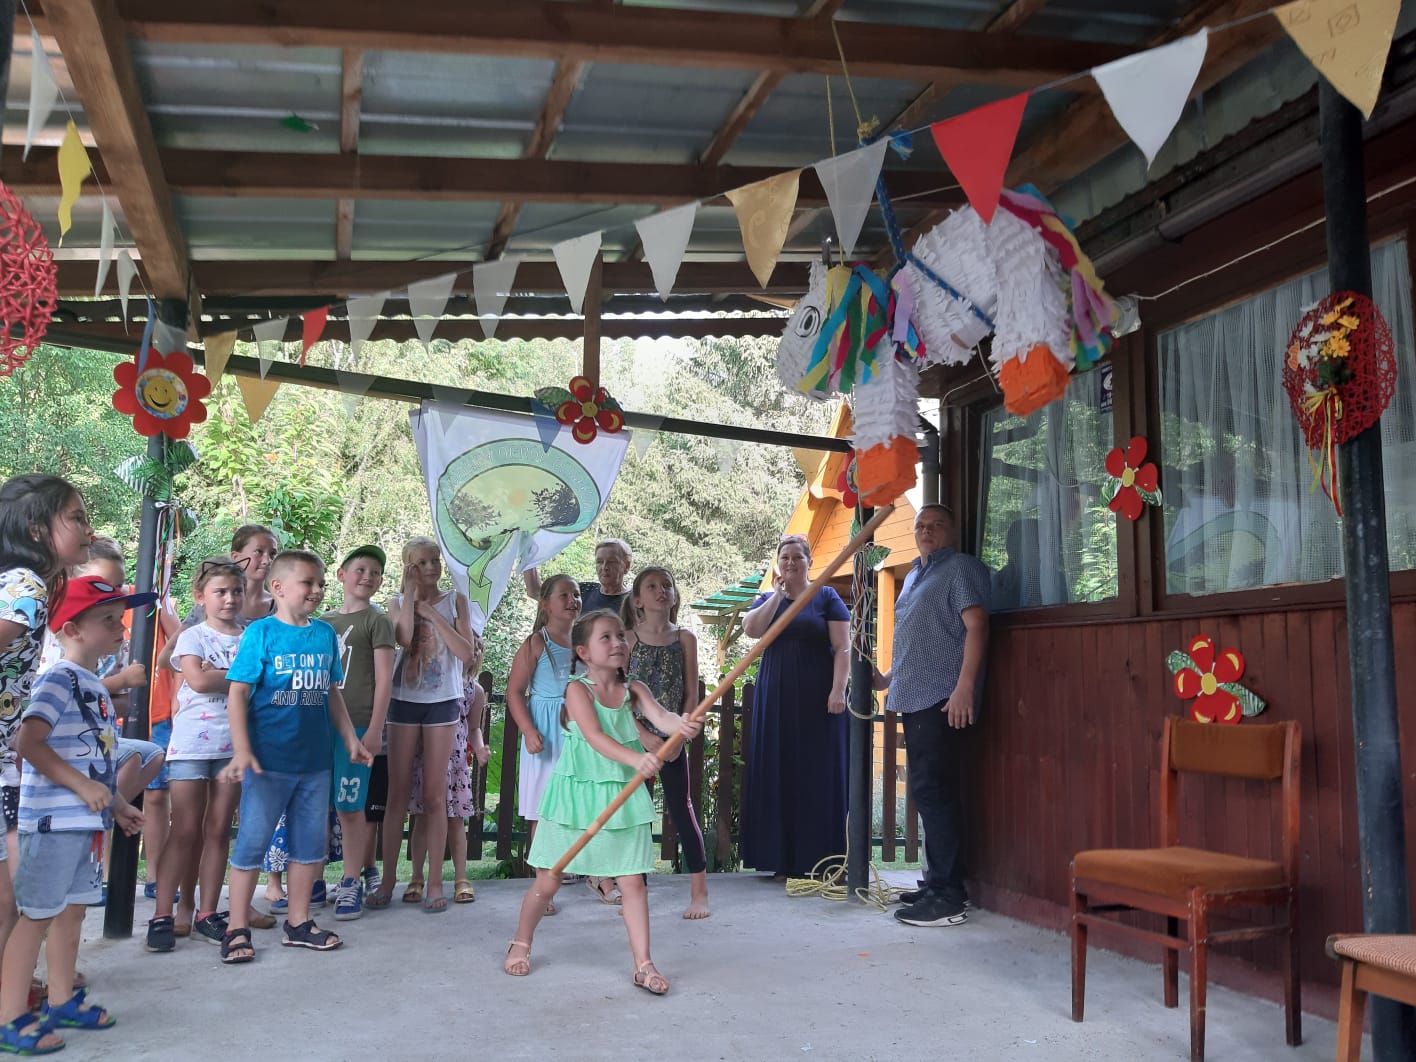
[112,346,212,440]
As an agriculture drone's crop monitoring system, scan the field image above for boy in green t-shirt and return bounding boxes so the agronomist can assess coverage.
[323,546,395,920]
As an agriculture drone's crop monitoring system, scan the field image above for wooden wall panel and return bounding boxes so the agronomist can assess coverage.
[966,602,1416,997]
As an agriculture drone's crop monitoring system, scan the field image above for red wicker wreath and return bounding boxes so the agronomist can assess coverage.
[0,181,59,376]
[1281,292,1396,515]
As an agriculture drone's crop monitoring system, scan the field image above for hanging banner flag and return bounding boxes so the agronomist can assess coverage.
[334,369,374,418]
[24,30,59,161]
[251,317,287,379]
[929,92,1029,224]
[726,170,801,288]
[94,200,116,296]
[409,403,630,630]
[116,250,137,326]
[1274,0,1400,119]
[345,291,385,362]
[553,232,602,315]
[300,307,328,365]
[203,331,237,383]
[474,257,522,338]
[56,121,92,243]
[813,140,888,259]
[634,203,699,300]
[407,272,457,354]
[236,374,281,424]
[1092,29,1208,167]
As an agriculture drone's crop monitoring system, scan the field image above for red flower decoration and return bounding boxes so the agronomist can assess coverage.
[1172,635,1246,725]
[112,347,212,440]
[836,451,859,509]
[1104,435,1160,522]
[550,375,624,445]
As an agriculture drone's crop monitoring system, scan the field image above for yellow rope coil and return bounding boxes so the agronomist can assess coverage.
[782,815,906,911]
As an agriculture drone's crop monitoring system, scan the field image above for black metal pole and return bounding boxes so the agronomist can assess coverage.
[846,505,874,896]
[1320,80,1416,1059]
[918,417,941,506]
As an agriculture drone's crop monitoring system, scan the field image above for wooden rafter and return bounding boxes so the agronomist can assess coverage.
[334,47,363,261]
[986,0,1050,33]
[29,2,1129,87]
[42,0,189,298]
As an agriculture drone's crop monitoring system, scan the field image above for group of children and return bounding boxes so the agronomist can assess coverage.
[0,475,711,1051]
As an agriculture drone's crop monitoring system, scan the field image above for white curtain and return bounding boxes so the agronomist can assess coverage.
[1157,239,1416,595]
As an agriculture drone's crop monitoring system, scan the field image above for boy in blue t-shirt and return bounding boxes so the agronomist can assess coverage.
[220,550,370,963]
[0,576,152,1054]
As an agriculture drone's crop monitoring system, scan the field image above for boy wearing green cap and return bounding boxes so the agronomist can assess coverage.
[323,546,395,920]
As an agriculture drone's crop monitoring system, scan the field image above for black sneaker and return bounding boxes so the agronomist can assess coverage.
[897,887,927,906]
[894,893,968,927]
[193,911,229,945]
[145,915,176,953]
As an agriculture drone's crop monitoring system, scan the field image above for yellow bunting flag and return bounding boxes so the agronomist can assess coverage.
[1273,0,1400,119]
[726,170,801,289]
[56,120,92,243]
[202,332,237,384]
[236,374,281,424]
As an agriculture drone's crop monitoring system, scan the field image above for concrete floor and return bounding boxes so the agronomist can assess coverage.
[51,871,1348,1062]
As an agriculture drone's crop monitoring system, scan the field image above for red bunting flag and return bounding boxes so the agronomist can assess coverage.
[929,92,1029,224]
[300,307,328,366]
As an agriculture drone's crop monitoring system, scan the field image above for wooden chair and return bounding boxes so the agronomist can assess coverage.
[1070,716,1302,1062]
[1327,933,1416,1061]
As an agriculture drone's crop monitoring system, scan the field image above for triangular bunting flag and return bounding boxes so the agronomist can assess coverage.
[631,427,657,459]
[429,384,472,433]
[137,298,156,373]
[531,398,562,453]
[24,30,59,161]
[813,140,888,258]
[116,250,137,327]
[473,257,522,338]
[929,93,1029,223]
[153,318,186,357]
[552,232,602,315]
[634,204,698,300]
[1092,29,1208,167]
[94,200,115,296]
[407,273,457,354]
[345,292,386,363]
[716,438,743,475]
[1274,0,1400,119]
[236,374,281,424]
[251,318,288,379]
[301,307,328,366]
[203,332,236,384]
[57,121,92,243]
[726,170,801,288]
[335,369,374,419]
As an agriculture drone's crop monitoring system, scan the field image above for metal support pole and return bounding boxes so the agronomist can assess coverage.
[846,506,875,896]
[1320,80,1416,1059]
[918,417,940,506]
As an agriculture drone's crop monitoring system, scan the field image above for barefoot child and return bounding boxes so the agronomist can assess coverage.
[504,609,700,995]
[0,575,151,1052]
[146,557,247,952]
[323,546,395,919]
[219,551,371,963]
[622,566,710,919]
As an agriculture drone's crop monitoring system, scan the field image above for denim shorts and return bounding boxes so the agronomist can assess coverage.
[15,830,104,919]
[116,737,165,773]
[388,697,460,727]
[231,769,331,870]
[147,720,173,790]
[167,756,232,783]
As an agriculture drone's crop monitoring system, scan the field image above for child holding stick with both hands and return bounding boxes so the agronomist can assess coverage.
[504,609,700,996]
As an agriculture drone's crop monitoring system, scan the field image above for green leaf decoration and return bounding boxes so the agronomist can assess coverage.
[166,440,199,473]
[1222,682,1267,717]
[115,456,174,501]
[280,113,318,133]
[535,386,575,410]
[1165,650,1195,676]
[863,544,890,571]
[177,508,200,537]
[1102,477,1122,506]
[1138,486,1163,507]
[600,393,625,416]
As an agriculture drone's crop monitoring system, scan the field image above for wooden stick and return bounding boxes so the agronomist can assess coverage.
[550,503,895,875]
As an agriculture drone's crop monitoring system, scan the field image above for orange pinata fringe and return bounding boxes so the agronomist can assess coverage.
[857,438,917,506]
[999,344,1070,416]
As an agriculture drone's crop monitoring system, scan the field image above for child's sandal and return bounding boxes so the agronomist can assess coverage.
[0,1015,64,1055]
[401,880,424,904]
[281,919,342,951]
[633,962,670,996]
[454,880,476,904]
[41,987,116,1029]
[221,927,255,965]
[503,940,532,977]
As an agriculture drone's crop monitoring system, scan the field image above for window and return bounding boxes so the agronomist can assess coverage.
[1157,239,1416,596]
[976,367,1118,609]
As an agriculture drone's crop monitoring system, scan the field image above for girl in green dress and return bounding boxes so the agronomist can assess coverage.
[504,609,700,995]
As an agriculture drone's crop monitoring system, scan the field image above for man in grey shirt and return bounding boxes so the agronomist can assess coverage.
[875,504,990,927]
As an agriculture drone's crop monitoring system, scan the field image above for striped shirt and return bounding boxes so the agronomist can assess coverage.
[20,660,117,833]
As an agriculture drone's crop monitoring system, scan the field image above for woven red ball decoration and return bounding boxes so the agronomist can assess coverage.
[0,181,59,376]
[1282,292,1396,447]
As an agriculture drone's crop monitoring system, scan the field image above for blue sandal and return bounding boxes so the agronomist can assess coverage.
[41,988,115,1030]
[0,1015,64,1054]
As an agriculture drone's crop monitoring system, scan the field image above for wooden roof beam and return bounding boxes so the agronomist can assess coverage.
[986,0,1050,33]
[335,47,363,260]
[42,0,189,298]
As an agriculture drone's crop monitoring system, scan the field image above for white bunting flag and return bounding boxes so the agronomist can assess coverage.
[716,438,743,475]
[153,318,187,356]
[116,250,137,327]
[94,200,116,297]
[812,139,888,259]
[24,29,59,160]
[345,291,386,362]
[407,273,457,354]
[552,231,602,315]
[335,369,375,419]
[1092,29,1208,167]
[252,318,288,379]
[632,428,657,460]
[429,383,474,434]
[634,203,699,301]
[473,257,522,339]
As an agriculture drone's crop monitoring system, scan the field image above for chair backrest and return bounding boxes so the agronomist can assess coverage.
[1160,716,1302,881]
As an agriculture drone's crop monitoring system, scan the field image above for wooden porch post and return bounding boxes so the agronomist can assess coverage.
[583,252,603,389]
[1320,80,1416,1057]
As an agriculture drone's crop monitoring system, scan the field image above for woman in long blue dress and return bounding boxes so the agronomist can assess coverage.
[740,535,850,879]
